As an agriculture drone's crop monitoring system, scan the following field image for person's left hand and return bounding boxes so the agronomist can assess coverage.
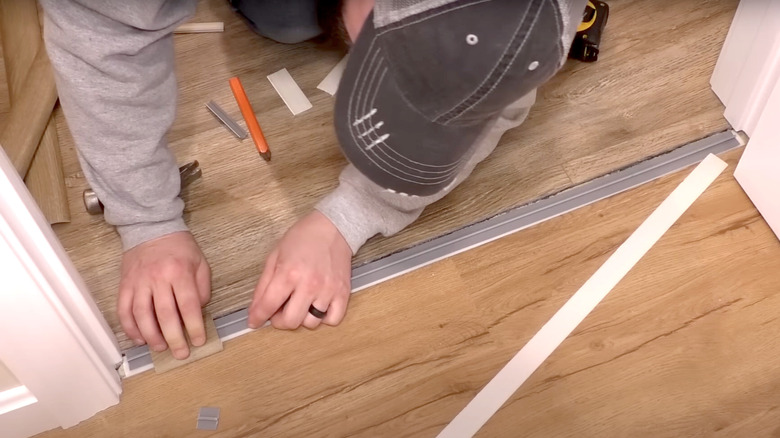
[248,210,353,330]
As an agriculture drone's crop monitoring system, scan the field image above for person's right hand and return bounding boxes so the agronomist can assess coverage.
[117,231,211,360]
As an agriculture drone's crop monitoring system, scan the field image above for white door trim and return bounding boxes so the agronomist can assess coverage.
[711,0,780,239]
[732,70,780,238]
[711,0,780,137]
[0,386,60,438]
[0,144,122,437]
[0,386,37,416]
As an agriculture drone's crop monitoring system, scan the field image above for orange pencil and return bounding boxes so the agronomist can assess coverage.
[229,76,271,161]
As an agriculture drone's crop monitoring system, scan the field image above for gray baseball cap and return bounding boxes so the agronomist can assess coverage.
[334,0,567,196]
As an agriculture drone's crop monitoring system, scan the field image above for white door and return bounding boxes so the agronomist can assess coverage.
[711,0,780,239]
[0,144,123,438]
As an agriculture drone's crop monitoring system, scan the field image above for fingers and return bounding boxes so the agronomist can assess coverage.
[133,287,167,352]
[172,274,206,347]
[247,252,277,329]
[301,296,331,330]
[118,283,144,345]
[153,283,190,360]
[249,210,354,331]
[117,232,212,360]
[248,261,292,329]
[196,261,212,306]
[322,294,348,327]
[253,250,278,301]
[124,269,206,360]
[301,313,321,330]
[271,286,316,330]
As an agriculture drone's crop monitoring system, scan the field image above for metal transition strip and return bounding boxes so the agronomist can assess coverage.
[351,130,741,291]
[122,130,741,376]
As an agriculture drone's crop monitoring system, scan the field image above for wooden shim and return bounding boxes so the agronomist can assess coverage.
[149,313,224,374]
[317,55,349,96]
[1,0,70,223]
[267,68,312,115]
[174,22,224,34]
[26,115,70,224]
[0,45,58,177]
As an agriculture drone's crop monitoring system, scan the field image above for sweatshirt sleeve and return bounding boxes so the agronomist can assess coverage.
[317,0,589,255]
[316,90,537,255]
[40,0,197,250]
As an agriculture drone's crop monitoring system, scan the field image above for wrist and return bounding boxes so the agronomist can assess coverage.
[315,182,381,255]
[116,217,190,251]
[311,210,353,257]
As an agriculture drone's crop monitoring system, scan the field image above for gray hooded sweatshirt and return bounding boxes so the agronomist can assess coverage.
[39,0,584,254]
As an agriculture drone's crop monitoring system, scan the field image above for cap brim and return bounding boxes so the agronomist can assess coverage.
[334,12,484,197]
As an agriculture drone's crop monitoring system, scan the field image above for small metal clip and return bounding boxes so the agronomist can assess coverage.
[196,406,220,430]
[207,100,248,139]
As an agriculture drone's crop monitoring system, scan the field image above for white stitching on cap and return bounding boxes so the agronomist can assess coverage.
[353,108,377,126]
[358,63,462,173]
[357,52,383,131]
[362,83,462,181]
[385,188,416,197]
[362,75,461,178]
[354,66,461,183]
[345,36,461,186]
[354,54,385,151]
[358,121,385,138]
[347,40,381,146]
[352,54,461,175]
[365,134,390,151]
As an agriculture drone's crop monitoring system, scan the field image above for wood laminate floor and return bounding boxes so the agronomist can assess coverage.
[0,0,737,348]
[34,147,780,437]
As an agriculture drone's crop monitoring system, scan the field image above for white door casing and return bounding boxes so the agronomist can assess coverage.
[733,72,780,239]
[711,0,780,239]
[0,143,122,437]
[711,0,780,137]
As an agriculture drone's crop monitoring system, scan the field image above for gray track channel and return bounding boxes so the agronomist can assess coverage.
[123,130,740,374]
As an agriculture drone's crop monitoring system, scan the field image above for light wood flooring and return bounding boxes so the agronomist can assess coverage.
[35,148,780,437]
[0,0,737,348]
